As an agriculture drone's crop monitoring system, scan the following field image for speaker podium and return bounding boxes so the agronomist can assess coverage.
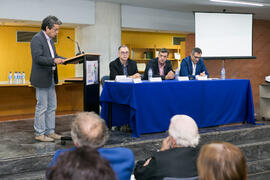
[63,53,100,114]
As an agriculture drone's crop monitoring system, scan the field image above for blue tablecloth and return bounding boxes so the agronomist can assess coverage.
[100,79,255,137]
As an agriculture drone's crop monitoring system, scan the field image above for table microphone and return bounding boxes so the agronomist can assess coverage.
[67,36,83,56]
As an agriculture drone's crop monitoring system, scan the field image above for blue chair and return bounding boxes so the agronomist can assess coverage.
[163,176,198,180]
[101,75,110,87]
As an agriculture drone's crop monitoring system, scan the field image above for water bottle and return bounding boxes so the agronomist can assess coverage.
[175,67,179,80]
[8,72,13,84]
[22,72,25,84]
[148,68,153,80]
[14,72,17,84]
[18,72,21,84]
[221,66,226,80]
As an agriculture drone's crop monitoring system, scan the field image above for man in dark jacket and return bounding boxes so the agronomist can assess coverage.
[180,47,209,79]
[134,115,200,180]
[30,16,64,142]
[143,48,175,80]
[109,45,140,80]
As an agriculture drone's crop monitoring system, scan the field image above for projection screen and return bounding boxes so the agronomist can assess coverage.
[195,12,253,59]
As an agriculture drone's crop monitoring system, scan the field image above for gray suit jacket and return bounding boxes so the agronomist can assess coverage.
[30,31,62,88]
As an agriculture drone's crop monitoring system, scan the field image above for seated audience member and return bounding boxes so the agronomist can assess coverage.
[110,45,141,80]
[50,112,135,180]
[143,48,175,80]
[47,146,116,180]
[134,115,200,180]
[180,47,209,79]
[197,141,247,180]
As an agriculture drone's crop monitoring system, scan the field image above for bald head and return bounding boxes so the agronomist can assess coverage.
[168,115,199,147]
[71,112,108,148]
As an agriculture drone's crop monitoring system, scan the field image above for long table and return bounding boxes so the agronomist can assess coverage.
[100,79,255,137]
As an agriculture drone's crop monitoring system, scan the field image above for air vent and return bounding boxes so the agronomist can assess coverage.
[17,31,57,43]
[173,37,185,45]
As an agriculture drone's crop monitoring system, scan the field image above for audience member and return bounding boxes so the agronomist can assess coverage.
[180,47,209,79]
[143,48,174,80]
[110,45,141,80]
[197,141,247,180]
[134,115,200,180]
[47,146,116,180]
[49,112,135,180]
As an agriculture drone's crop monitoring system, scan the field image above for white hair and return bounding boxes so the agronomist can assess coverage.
[168,115,200,147]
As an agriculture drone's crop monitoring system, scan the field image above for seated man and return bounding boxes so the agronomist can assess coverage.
[143,48,175,80]
[180,47,209,79]
[109,45,141,80]
[197,141,247,180]
[50,112,135,180]
[47,146,116,180]
[134,115,200,180]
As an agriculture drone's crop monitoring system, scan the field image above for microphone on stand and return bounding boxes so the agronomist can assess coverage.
[67,36,83,56]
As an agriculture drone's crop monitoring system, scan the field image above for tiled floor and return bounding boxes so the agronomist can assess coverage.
[0,114,268,160]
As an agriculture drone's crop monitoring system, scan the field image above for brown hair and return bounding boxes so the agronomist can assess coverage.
[47,146,116,180]
[197,141,247,180]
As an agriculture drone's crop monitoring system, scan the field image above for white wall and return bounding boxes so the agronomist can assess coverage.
[121,5,195,32]
[75,2,121,78]
[0,0,95,25]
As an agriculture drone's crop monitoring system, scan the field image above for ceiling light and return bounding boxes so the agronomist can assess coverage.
[210,0,264,7]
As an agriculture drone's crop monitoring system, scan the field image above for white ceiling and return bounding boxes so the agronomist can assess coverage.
[95,0,270,20]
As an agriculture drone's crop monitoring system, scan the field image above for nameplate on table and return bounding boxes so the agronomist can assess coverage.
[115,75,132,82]
[133,78,142,83]
[196,75,208,80]
[149,77,162,82]
[177,76,189,81]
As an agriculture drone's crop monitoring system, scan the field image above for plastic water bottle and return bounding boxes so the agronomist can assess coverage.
[8,72,13,84]
[221,66,226,80]
[18,72,21,84]
[175,67,179,80]
[148,68,153,80]
[22,72,25,84]
[14,72,17,84]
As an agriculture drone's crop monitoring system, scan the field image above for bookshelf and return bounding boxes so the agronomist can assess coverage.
[122,30,186,73]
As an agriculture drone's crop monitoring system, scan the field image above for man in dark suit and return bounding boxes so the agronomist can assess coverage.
[134,115,200,180]
[180,47,209,79]
[109,45,141,80]
[30,16,64,142]
[49,112,135,180]
[143,48,175,80]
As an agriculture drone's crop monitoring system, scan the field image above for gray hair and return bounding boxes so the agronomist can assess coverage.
[41,15,62,31]
[118,45,129,51]
[168,115,200,147]
[191,47,202,55]
[71,112,109,148]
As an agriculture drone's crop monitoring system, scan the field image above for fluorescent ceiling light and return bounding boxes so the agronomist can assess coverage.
[210,0,264,7]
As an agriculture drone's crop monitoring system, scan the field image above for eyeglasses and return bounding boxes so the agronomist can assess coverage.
[193,56,201,59]
[120,51,129,55]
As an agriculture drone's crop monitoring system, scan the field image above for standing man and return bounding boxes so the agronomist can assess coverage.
[143,48,175,80]
[180,47,209,79]
[109,45,141,80]
[30,15,64,142]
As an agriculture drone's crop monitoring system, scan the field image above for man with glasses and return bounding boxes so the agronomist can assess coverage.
[109,45,141,80]
[180,47,209,79]
[30,15,64,142]
[143,48,175,80]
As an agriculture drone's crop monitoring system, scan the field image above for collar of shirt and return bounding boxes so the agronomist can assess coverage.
[191,61,196,76]
[120,59,128,67]
[43,31,51,41]
[120,59,128,76]
[158,62,165,76]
